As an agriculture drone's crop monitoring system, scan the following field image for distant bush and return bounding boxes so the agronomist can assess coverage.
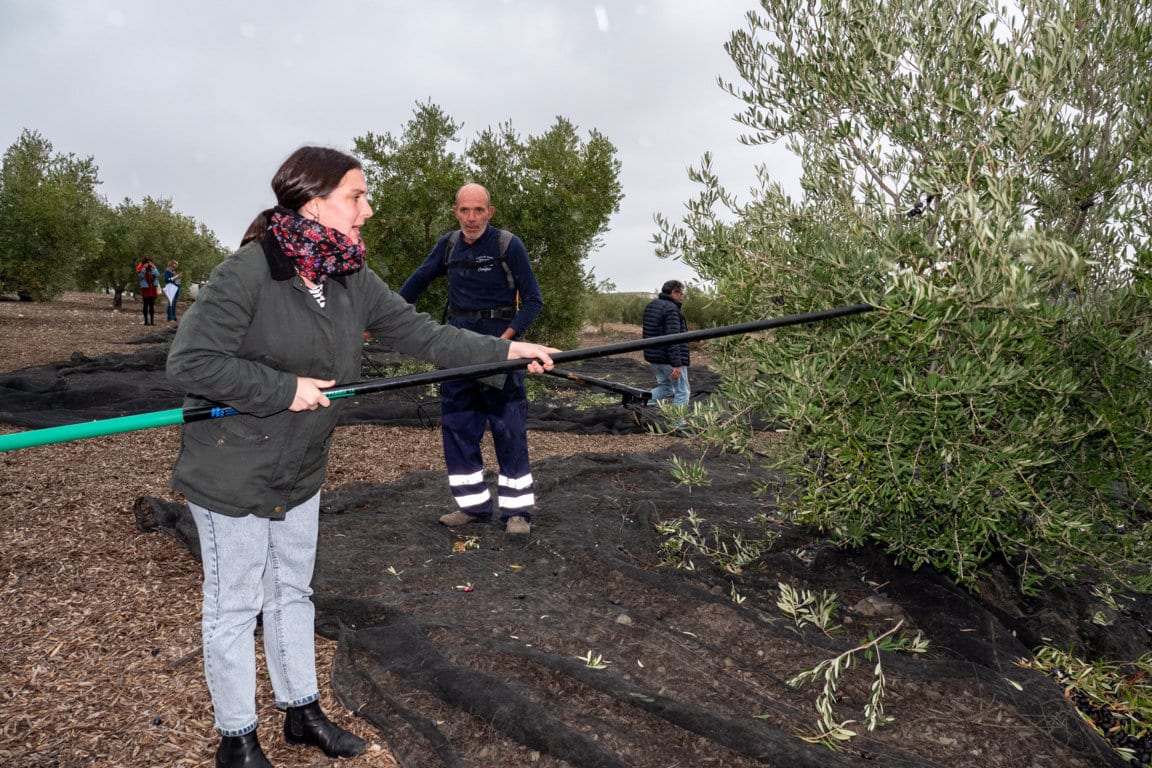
[585,292,652,327]
[587,286,734,329]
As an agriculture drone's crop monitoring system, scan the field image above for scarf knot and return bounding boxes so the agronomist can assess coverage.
[270,206,365,284]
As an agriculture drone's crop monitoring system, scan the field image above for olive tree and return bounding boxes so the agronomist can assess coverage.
[656,0,1152,591]
[468,117,624,348]
[0,129,102,300]
[354,102,470,317]
[355,102,622,348]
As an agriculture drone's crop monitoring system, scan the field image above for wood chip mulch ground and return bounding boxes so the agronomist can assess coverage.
[0,292,675,767]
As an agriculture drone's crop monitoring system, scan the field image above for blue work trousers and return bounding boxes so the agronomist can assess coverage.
[441,370,534,521]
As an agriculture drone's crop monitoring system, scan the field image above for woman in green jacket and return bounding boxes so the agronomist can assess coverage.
[167,146,555,768]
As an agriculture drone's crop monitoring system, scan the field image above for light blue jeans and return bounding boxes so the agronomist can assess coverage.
[190,493,321,736]
[651,364,690,407]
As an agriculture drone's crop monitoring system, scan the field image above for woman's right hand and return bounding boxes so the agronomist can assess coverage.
[290,377,335,411]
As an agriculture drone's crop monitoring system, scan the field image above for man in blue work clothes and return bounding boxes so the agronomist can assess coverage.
[399,183,544,535]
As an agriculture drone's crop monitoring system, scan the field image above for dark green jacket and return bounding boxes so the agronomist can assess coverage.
[167,235,508,518]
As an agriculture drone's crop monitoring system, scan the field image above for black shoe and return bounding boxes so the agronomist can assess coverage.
[215,731,274,768]
[284,701,365,758]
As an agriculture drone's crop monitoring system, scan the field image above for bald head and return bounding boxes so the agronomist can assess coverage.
[456,183,491,207]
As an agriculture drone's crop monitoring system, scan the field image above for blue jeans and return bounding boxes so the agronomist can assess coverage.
[190,494,321,736]
[166,289,179,321]
[650,364,690,407]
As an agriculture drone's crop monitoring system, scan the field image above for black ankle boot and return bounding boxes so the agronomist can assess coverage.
[283,701,365,758]
[215,730,274,768]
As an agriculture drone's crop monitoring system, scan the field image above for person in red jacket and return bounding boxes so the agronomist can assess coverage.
[137,257,160,325]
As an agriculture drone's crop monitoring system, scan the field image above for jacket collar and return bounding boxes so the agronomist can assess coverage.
[260,231,348,287]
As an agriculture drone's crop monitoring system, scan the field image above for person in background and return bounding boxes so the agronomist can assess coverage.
[137,256,160,326]
[642,280,690,409]
[398,183,544,535]
[163,259,182,323]
[166,147,556,768]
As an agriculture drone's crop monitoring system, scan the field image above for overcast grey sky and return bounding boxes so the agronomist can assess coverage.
[0,0,799,292]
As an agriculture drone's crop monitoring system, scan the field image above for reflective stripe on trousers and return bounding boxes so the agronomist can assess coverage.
[440,370,534,521]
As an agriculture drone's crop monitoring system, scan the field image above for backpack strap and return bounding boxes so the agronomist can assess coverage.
[443,228,516,291]
[444,230,461,264]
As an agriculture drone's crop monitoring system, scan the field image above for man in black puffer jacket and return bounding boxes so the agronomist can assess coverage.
[642,280,690,407]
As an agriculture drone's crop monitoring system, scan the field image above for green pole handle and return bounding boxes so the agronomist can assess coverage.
[0,408,187,452]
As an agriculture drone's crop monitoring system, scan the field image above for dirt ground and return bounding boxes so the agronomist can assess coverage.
[1,292,1145,768]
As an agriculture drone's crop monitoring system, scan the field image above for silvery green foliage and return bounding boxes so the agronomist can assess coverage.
[355,102,623,349]
[657,0,1152,591]
[0,129,103,300]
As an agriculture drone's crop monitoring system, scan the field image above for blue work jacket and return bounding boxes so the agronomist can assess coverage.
[399,225,543,338]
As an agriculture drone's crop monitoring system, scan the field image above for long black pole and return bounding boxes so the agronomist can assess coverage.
[0,303,873,453]
[320,302,874,400]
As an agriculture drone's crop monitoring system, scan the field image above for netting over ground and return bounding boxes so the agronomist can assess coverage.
[136,446,1138,768]
[4,339,1146,766]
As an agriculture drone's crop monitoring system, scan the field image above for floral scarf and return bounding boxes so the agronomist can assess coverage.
[270,206,365,285]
